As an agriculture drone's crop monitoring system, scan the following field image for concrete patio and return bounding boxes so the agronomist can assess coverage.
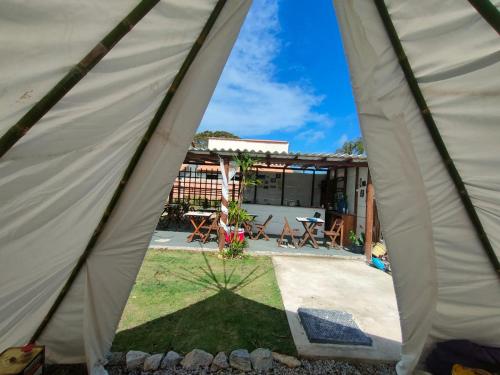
[272,256,401,362]
[150,229,365,259]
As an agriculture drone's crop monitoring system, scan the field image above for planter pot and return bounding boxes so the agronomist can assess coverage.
[349,244,364,254]
[225,227,245,243]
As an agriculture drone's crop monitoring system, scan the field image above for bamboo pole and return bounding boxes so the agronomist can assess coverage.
[219,159,230,251]
[30,0,228,344]
[468,0,500,34]
[0,0,161,159]
[374,0,500,276]
[365,173,374,262]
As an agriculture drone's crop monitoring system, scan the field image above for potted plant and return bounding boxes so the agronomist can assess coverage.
[348,230,365,254]
[223,153,261,258]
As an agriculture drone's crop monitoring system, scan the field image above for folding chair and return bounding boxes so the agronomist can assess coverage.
[277,217,299,248]
[253,214,273,241]
[201,213,219,243]
[324,218,344,248]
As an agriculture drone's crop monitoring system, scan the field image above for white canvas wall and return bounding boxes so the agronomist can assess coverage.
[333,0,500,373]
[0,1,251,373]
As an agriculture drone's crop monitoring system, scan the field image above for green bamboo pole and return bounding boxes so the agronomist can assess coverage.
[373,0,500,276]
[0,0,161,159]
[468,0,500,34]
[30,0,228,344]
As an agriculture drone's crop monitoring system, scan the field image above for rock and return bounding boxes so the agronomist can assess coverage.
[250,348,273,371]
[229,349,252,372]
[160,350,183,369]
[143,353,163,371]
[210,352,229,371]
[272,352,301,368]
[180,349,213,370]
[126,350,150,370]
[105,352,125,366]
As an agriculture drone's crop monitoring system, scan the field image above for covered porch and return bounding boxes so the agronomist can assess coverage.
[158,147,378,258]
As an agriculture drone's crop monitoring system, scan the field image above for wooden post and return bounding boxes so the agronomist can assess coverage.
[253,168,258,203]
[218,158,230,251]
[310,170,316,207]
[280,167,286,206]
[354,167,359,228]
[365,172,374,262]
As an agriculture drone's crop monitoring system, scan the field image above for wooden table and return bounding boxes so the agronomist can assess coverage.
[296,217,325,249]
[184,211,214,242]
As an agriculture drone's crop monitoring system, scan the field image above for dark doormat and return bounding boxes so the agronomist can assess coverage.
[298,308,372,346]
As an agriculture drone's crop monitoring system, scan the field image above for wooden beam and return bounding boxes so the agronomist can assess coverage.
[281,167,286,206]
[253,167,258,203]
[354,166,359,229]
[310,170,316,207]
[365,172,374,262]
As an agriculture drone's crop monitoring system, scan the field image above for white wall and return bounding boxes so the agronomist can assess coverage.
[242,204,325,236]
[208,138,289,153]
[243,171,326,208]
[346,167,356,214]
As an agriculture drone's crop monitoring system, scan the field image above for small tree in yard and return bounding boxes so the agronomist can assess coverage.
[225,153,261,258]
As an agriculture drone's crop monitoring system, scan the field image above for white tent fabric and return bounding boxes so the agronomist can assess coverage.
[0,0,251,373]
[333,0,500,373]
[1,0,500,374]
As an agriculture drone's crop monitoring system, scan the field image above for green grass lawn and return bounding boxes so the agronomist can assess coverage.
[112,250,296,356]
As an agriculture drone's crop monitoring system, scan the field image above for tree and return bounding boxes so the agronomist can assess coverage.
[337,137,364,155]
[192,130,239,149]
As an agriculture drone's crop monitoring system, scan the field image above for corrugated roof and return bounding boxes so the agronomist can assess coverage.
[187,147,367,164]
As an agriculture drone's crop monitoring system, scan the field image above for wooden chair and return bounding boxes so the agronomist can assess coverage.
[201,213,219,243]
[253,214,273,241]
[277,217,299,248]
[324,218,344,248]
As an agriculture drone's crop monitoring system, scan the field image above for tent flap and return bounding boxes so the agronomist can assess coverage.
[0,0,251,372]
[333,0,500,373]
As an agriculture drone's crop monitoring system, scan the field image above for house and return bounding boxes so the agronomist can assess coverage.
[169,138,378,245]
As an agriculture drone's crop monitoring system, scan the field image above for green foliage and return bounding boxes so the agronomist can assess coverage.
[228,200,253,225]
[234,152,262,188]
[348,230,357,243]
[221,153,261,259]
[112,250,296,355]
[193,130,239,149]
[225,238,248,259]
[336,137,364,155]
[348,230,365,246]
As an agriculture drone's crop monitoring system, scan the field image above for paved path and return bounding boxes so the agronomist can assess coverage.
[272,256,402,362]
[150,230,364,259]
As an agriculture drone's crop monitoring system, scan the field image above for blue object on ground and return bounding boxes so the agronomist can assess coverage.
[372,257,386,271]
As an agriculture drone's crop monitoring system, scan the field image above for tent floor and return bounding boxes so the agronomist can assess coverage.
[150,229,365,259]
[272,256,401,362]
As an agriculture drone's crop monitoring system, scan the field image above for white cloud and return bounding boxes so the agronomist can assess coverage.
[200,0,331,136]
[337,133,348,147]
[296,129,326,144]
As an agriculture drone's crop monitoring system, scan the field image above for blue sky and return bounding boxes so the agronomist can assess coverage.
[199,0,361,153]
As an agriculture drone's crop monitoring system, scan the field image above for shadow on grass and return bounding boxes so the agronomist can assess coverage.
[112,253,296,356]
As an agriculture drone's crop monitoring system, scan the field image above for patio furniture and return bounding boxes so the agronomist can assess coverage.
[242,214,257,239]
[296,216,325,249]
[201,213,219,243]
[324,218,344,248]
[184,211,213,242]
[253,214,273,241]
[277,217,299,248]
